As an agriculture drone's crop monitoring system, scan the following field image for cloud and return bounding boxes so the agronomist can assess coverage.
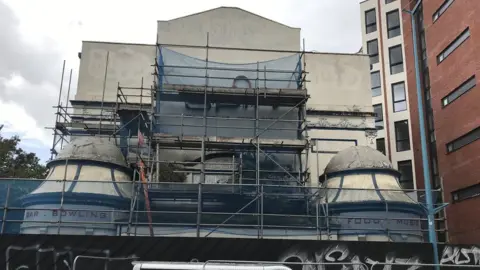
[0,0,364,161]
[0,1,71,161]
[0,99,51,162]
[0,1,66,127]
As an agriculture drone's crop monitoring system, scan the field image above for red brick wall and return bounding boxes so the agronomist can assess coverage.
[401,0,424,190]
[402,0,480,244]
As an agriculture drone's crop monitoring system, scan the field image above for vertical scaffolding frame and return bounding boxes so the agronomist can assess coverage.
[9,33,446,251]
[43,39,431,240]
[146,37,310,189]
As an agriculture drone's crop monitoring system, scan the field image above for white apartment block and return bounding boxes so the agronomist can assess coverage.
[360,0,417,190]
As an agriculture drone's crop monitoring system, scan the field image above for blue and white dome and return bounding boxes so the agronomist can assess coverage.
[322,146,415,203]
[21,137,133,235]
[320,146,424,242]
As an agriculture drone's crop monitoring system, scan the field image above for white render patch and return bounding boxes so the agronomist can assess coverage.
[51,136,128,168]
[324,145,393,175]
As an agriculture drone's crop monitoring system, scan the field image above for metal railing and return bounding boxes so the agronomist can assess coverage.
[0,178,446,241]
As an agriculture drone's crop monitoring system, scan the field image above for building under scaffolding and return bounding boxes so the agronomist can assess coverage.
[0,7,446,243]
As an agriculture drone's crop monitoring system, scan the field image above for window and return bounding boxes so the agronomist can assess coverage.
[373,104,384,129]
[433,0,455,22]
[392,82,407,112]
[442,76,476,107]
[420,32,427,51]
[437,28,470,63]
[395,120,410,152]
[432,156,439,175]
[417,5,424,31]
[365,9,377,34]
[397,160,414,190]
[387,10,401,38]
[423,69,430,89]
[367,39,379,65]
[431,141,438,158]
[425,89,432,111]
[430,132,436,143]
[446,126,480,153]
[385,0,396,3]
[452,183,480,202]
[376,138,386,155]
[420,33,428,69]
[389,45,404,74]
[371,72,381,97]
[427,111,434,131]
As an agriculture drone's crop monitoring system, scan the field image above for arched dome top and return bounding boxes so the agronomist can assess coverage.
[325,146,394,175]
[49,137,128,168]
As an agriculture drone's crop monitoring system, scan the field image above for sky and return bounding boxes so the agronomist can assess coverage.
[0,0,364,163]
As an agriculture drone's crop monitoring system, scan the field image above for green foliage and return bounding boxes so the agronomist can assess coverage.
[0,126,48,178]
[157,163,186,182]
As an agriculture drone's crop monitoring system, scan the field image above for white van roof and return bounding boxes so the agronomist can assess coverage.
[132,262,292,270]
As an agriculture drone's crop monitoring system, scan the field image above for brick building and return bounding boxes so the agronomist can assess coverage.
[361,0,480,244]
[401,0,480,244]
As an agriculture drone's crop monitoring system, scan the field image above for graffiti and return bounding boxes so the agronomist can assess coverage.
[279,244,422,270]
[5,244,137,270]
[440,245,480,265]
[2,235,476,270]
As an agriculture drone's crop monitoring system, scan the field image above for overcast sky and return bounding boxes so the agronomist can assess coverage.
[0,0,363,163]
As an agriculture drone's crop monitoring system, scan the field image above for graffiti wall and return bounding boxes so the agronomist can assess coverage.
[0,235,478,270]
[439,245,480,266]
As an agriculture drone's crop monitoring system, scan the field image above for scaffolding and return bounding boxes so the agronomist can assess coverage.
[102,37,311,190]
[41,39,313,236]
[0,179,446,239]
[30,39,450,242]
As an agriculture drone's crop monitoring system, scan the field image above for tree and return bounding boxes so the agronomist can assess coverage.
[0,125,48,178]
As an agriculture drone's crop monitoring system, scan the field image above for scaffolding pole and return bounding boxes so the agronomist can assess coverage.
[50,60,66,159]
[200,33,210,184]
[98,51,110,135]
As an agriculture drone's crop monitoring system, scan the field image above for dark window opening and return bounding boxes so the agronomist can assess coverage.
[365,9,377,34]
[371,71,381,97]
[446,126,480,153]
[433,0,455,22]
[387,10,401,38]
[376,138,386,155]
[373,104,384,129]
[368,39,379,65]
[423,69,430,89]
[395,120,411,152]
[437,28,470,63]
[398,160,414,190]
[389,45,404,74]
[442,76,476,107]
[392,82,407,112]
[452,183,480,203]
[427,112,435,131]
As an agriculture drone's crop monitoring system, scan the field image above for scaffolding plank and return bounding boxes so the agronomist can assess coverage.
[151,133,307,151]
[58,122,116,129]
[118,103,151,112]
[158,84,308,106]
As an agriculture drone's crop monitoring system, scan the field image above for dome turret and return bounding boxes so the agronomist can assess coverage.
[21,137,132,235]
[319,146,424,242]
[324,145,394,175]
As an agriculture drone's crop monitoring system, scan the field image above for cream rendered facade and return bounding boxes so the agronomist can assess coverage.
[360,0,417,190]
[74,7,376,187]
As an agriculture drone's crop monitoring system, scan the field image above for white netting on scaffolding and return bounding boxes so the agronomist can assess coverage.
[158,47,302,89]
